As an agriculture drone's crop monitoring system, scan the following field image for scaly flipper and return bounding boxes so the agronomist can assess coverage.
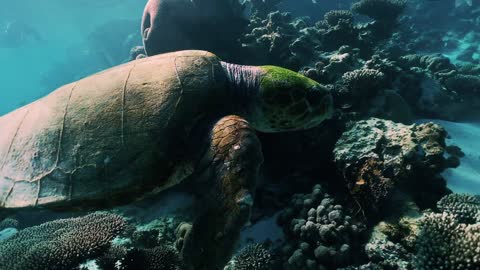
[179,115,263,270]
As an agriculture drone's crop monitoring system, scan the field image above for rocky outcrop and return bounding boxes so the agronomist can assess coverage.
[333,118,452,212]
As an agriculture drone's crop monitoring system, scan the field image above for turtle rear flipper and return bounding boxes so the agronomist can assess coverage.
[179,115,263,270]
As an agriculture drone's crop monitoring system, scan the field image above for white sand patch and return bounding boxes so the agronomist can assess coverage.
[238,212,284,249]
[419,119,480,195]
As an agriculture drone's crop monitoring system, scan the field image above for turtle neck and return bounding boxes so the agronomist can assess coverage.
[220,61,264,115]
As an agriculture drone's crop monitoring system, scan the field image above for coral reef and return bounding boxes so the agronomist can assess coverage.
[351,0,407,22]
[239,0,407,69]
[437,193,480,224]
[444,74,480,96]
[5,0,480,269]
[277,184,366,269]
[412,193,480,270]
[249,0,282,18]
[333,118,451,212]
[341,68,386,97]
[415,212,480,269]
[0,217,19,231]
[0,212,126,270]
[225,243,275,270]
[119,245,183,270]
[324,10,354,27]
[394,53,480,120]
[132,217,184,249]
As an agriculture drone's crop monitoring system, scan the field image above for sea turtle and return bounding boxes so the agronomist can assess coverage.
[141,0,250,56]
[0,50,333,269]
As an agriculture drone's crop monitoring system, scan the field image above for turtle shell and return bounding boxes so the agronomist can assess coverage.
[0,50,228,208]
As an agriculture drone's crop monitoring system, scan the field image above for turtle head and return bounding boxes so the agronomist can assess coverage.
[249,66,333,132]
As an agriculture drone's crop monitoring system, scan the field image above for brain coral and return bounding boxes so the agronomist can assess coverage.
[0,212,127,270]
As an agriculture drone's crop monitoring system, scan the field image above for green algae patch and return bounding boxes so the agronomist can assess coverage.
[259,65,318,93]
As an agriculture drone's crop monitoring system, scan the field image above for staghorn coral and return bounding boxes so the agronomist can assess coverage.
[324,10,354,27]
[414,212,480,270]
[0,212,126,270]
[277,184,365,269]
[333,118,450,212]
[225,243,275,270]
[351,0,407,22]
[437,193,480,224]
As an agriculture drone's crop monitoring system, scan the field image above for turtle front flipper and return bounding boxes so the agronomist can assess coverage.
[179,115,263,270]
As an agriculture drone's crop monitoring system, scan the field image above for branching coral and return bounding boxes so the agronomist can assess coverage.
[277,184,365,269]
[225,244,274,270]
[241,11,301,67]
[342,68,386,97]
[120,245,183,270]
[0,218,19,231]
[437,193,480,224]
[0,212,126,270]
[415,213,480,270]
[351,0,407,22]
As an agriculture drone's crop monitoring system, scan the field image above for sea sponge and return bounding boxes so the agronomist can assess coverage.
[225,244,274,270]
[437,193,480,224]
[324,10,354,26]
[351,0,407,22]
[0,212,127,270]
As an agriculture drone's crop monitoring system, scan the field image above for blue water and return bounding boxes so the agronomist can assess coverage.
[0,0,144,116]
